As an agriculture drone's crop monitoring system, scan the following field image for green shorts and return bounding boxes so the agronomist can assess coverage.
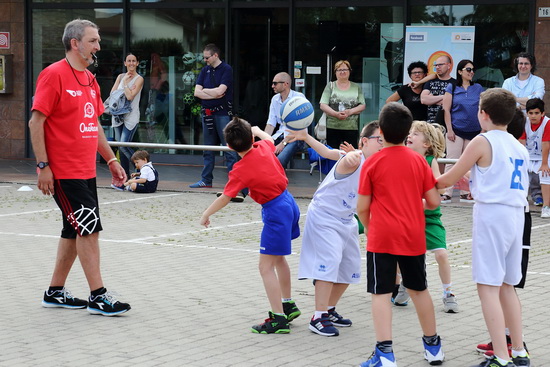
[426,214,446,251]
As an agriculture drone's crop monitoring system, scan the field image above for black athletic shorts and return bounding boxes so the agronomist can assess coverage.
[367,252,427,294]
[53,178,103,239]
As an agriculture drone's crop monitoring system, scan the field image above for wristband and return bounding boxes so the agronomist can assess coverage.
[107,157,118,165]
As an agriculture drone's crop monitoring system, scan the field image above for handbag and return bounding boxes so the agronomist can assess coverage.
[315,82,333,140]
[315,112,327,140]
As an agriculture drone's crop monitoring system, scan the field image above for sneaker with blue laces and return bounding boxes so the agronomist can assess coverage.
[534,197,543,206]
[328,307,352,327]
[359,348,397,367]
[189,180,212,188]
[423,335,445,365]
[391,283,410,306]
[87,291,131,316]
[309,314,339,336]
[42,288,87,309]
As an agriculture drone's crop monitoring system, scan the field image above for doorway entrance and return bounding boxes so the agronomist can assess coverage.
[231,8,289,129]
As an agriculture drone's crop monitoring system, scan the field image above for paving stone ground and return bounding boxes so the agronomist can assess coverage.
[0,159,548,367]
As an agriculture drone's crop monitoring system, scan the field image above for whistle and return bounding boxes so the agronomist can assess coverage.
[92,53,98,67]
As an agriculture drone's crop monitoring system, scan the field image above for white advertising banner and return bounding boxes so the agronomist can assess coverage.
[403,26,475,84]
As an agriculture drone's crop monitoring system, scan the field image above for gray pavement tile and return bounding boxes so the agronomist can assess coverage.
[0,177,549,366]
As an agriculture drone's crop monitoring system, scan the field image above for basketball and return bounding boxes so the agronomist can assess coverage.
[280,96,314,130]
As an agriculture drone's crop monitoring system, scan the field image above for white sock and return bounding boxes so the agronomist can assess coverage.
[282,298,292,303]
[511,349,528,358]
[442,283,452,297]
[314,311,325,319]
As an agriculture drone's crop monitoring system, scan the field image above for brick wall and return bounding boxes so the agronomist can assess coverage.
[536,0,550,107]
[0,0,25,159]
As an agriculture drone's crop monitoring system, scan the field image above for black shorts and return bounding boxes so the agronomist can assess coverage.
[134,180,158,193]
[53,178,103,239]
[366,252,427,294]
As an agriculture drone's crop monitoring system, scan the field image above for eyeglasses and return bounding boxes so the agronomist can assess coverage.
[336,69,350,72]
[410,71,425,75]
[367,135,383,144]
[272,81,285,85]
[518,62,531,66]
[434,63,447,68]
[203,55,213,60]
[462,67,475,73]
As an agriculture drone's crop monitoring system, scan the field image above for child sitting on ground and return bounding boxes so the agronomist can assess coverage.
[123,150,159,193]
[199,117,301,334]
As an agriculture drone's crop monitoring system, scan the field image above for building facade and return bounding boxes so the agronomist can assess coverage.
[0,0,544,161]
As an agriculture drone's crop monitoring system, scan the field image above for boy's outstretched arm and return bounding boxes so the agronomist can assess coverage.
[437,135,488,189]
[356,194,372,231]
[251,126,274,143]
[200,194,232,227]
[286,128,341,161]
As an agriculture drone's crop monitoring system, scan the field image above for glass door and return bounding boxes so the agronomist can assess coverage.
[231,8,289,129]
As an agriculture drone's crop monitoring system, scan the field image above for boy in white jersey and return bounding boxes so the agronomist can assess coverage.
[288,122,382,337]
[437,88,530,367]
[519,98,550,216]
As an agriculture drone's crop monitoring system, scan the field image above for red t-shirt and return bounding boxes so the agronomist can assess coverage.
[358,146,436,256]
[520,116,550,142]
[32,60,104,179]
[224,140,288,204]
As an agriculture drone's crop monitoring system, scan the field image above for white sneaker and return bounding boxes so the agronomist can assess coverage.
[442,294,459,313]
[392,283,410,306]
[541,206,550,218]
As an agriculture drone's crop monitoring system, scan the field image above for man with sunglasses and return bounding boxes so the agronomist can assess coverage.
[421,55,456,125]
[264,72,306,168]
[191,43,240,197]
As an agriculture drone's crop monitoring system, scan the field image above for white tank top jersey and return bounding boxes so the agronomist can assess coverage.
[470,130,529,207]
[311,153,365,223]
[525,115,549,161]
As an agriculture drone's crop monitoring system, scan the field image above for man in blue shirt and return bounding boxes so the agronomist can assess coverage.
[190,44,240,197]
[264,72,306,168]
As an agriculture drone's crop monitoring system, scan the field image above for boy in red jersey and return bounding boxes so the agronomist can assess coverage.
[357,103,443,367]
[200,117,301,334]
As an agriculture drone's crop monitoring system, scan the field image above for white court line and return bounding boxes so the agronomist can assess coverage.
[0,192,184,218]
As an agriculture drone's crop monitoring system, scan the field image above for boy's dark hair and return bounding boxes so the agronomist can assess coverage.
[131,150,150,162]
[479,88,517,126]
[526,98,545,113]
[360,120,380,139]
[379,102,413,144]
[407,61,428,76]
[507,108,526,139]
[204,43,221,57]
[224,117,253,152]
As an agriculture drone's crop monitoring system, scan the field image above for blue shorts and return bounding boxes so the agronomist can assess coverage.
[260,190,300,255]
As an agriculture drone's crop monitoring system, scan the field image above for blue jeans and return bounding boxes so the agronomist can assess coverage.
[113,124,138,176]
[277,140,304,169]
[201,114,238,184]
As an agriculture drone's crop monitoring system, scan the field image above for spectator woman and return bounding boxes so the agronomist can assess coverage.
[320,60,366,149]
[386,61,428,120]
[441,59,483,203]
[110,53,144,177]
[502,52,545,110]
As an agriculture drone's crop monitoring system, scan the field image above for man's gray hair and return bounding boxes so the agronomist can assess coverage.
[62,19,99,52]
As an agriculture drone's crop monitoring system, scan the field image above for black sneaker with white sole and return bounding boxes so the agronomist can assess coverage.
[87,291,131,316]
[42,288,88,309]
[327,308,352,327]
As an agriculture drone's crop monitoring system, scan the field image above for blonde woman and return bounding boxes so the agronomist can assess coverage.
[320,60,366,149]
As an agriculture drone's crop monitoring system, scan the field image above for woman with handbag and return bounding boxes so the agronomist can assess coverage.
[441,59,483,203]
[110,53,144,179]
[319,60,366,149]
